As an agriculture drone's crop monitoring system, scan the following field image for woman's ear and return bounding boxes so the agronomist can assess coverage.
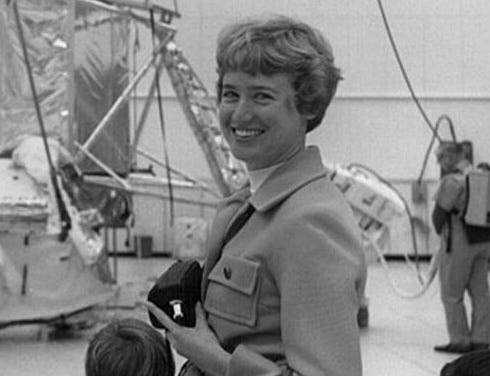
[295,100,316,120]
[297,107,316,123]
[302,111,316,120]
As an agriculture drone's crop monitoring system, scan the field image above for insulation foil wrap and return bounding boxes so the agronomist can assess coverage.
[0,0,74,154]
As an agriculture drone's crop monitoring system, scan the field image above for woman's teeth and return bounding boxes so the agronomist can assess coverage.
[233,128,263,137]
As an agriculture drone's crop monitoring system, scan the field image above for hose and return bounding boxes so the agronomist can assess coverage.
[346,163,438,298]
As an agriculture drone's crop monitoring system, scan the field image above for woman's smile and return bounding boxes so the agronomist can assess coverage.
[232,127,265,139]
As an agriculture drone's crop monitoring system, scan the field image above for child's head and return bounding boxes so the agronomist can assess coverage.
[85,318,175,376]
[216,14,342,133]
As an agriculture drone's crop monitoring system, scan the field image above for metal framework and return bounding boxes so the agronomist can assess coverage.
[74,0,247,203]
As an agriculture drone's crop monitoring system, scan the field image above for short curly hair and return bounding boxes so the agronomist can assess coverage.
[216,14,343,133]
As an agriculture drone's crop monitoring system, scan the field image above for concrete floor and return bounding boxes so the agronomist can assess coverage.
[0,256,477,376]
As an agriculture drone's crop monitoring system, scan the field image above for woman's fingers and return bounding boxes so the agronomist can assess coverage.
[194,302,206,325]
[141,301,177,331]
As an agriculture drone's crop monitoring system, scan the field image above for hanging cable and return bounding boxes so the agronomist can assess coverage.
[348,163,423,273]
[373,1,467,297]
[346,163,440,297]
[12,0,71,241]
[375,0,442,143]
[130,20,141,168]
[149,9,175,225]
[417,114,457,184]
[373,236,439,299]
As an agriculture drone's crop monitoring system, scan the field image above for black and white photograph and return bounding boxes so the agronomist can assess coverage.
[1,1,490,375]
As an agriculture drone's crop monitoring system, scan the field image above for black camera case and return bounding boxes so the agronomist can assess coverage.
[147,260,202,328]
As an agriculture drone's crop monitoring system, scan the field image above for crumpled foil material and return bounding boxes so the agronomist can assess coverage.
[0,0,74,154]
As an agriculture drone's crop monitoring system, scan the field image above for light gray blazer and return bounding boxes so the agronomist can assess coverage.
[201,146,366,376]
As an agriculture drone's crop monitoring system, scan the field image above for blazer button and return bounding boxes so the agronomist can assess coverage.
[223,266,232,280]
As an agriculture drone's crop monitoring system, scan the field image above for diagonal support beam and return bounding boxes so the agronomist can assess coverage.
[74,34,172,164]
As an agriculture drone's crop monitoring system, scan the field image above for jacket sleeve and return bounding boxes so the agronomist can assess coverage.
[226,346,283,376]
[269,203,366,376]
[432,203,448,235]
[179,349,283,376]
[432,175,464,235]
[435,176,464,212]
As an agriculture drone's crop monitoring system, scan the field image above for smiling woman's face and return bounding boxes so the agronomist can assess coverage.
[218,71,309,171]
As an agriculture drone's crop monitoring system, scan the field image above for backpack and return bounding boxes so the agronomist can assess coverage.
[462,170,490,244]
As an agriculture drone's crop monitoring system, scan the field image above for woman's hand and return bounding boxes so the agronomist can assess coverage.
[143,301,231,376]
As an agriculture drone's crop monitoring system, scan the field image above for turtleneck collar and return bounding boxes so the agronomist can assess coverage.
[249,145,327,212]
[248,163,283,194]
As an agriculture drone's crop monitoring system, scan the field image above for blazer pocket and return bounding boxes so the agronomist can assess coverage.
[204,254,260,327]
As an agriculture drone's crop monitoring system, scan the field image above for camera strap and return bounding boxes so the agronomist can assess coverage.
[222,202,255,246]
[202,200,255,294]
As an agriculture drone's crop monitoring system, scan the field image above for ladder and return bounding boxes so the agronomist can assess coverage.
[162,41,247,197]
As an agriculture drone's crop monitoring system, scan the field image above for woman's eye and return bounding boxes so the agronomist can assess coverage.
[255,92,274,102]
[222,90,238,102]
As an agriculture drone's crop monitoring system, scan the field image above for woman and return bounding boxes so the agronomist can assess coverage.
[146,14,366,376]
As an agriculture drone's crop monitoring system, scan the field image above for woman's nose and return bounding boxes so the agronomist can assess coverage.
[231,100,253,123]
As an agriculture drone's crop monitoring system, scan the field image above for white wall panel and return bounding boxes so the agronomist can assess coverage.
[461,15,490,92]
[425,16,463,92]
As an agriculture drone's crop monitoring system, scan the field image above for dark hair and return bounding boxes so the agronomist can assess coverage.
[440,349,490,376]
[216,14,343,133]
[85,318,175,376]
[477,162,490,171]
[436,141,465,160]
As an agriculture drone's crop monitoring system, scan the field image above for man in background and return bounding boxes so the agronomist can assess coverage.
[432,142,490,354]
